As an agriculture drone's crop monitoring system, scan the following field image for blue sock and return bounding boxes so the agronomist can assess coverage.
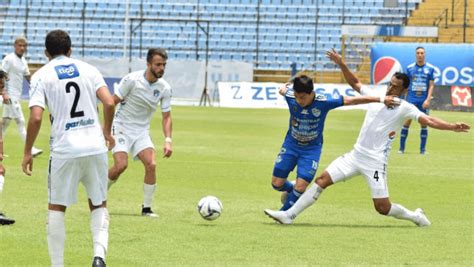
[399,127,409,152]
[280,189,303,211]
[420,128,428,153]
[272,180,294,193]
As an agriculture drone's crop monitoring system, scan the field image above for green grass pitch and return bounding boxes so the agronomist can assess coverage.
[0,103,472,266]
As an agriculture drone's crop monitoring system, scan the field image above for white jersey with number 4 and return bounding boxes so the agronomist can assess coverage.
[29,56,108,159]
[354,87,423,164]
[113,70,171,134]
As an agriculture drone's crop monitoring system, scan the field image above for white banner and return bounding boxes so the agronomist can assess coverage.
[218,82,386,109]
[77,57,253,101]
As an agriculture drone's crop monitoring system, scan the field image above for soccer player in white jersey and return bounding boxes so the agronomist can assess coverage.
[107,48,172,218]
[0,70,15,226]
[21,30,115,267]
[1,36,42,156]
[264,49,470,226]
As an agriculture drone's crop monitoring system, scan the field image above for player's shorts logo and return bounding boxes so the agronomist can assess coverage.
[118,137,126,145]
[372,57,402,85]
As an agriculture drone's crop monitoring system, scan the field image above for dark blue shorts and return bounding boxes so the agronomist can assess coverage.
[272,141,322,183]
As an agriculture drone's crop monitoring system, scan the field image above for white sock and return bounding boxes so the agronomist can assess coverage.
[286,183,324,218]
[14,118,27,142]
[107,179,116,190]
[2,118,11,137]
[47,210,66,267]
[90,208,109,260]
[143,183,156,208]
[0,174,4,192]
[387,203,418,223]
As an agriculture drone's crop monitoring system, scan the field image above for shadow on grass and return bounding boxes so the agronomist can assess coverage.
[109,212,143,217]
[195,223,218,227]
[261,222,413,229]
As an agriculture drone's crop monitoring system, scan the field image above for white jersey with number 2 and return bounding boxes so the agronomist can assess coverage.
[29,56,108,159]
[354,86,423,164]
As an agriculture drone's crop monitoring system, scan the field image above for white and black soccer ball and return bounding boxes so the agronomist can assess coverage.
[197,196,222,221]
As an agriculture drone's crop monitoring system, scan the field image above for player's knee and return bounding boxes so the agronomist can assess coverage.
[374,202,391,215]
[144,161,156,173]
[115,161,128,174]
[271,177,285,190]
[315,173,332,189]
[294,182,308,192]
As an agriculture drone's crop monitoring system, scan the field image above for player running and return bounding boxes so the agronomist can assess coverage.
[264,49,470,226]
[0,70,15,226]
[399,47,435,154]
[271,74,399,211]
[107,48,172,218]
[1,36,42,156]
[22,30,115,267]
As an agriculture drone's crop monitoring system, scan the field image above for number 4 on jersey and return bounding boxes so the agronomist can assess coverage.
[373,171,379,182]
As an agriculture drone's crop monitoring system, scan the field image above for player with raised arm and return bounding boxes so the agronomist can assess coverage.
[399,46,435,154]
[1,36,42,156]
[0,70,15,226]
[270,74,399,211]
[264,49,470,226]
[107,48,172,218]
[21,30,115,267]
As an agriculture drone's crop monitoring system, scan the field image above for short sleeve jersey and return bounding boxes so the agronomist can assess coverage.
[284,87,344,146]
[113,70,172,133]
[354,86,424,163]
[2,52,30,100]
[405,63,435,103]
[29,56,108,159]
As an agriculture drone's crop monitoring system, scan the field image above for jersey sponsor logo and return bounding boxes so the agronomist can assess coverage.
[451,86,472,107]
[65,118,95,131]
[372,56,402,84]
[55,64,79,80]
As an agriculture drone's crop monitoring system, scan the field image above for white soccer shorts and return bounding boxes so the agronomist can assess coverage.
[112,126,155,160]
[2,100,24,119]
[326,150,389,198]
[48,153,108,207]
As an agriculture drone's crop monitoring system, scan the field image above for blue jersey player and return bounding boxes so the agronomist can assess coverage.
[399,47,435,154]
[272,75,399,211]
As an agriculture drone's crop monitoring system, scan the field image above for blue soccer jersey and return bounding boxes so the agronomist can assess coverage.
[284,88,344,146]
[273,88,344,182]
[406,63,435,103]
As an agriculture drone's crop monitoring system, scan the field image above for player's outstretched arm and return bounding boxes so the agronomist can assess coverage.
[418,114,470,132]
[326,49,363,93]
[344,95,400,108]
[22,106,43,175]
[97,86,115,150]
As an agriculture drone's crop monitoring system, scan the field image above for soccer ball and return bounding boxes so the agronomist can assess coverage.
[197,196,222,220]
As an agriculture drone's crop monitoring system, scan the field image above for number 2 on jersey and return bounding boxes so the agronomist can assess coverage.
[65,81,84,118]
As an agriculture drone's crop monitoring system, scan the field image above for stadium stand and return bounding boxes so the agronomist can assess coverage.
[1,0,422,73]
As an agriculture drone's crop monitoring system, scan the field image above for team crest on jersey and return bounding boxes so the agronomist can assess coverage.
[311,108,321,117]
[292,106,298,113]
[315,94,327,101]
[55,64,79,80]
[153,90,160,97]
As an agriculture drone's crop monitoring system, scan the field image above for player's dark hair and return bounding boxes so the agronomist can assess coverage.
[415,46,425,52]
[394,72,410,89]
[45,30,71,57]
[147,48,168,63]
[293,75,314,94]
[0,70,7,80]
